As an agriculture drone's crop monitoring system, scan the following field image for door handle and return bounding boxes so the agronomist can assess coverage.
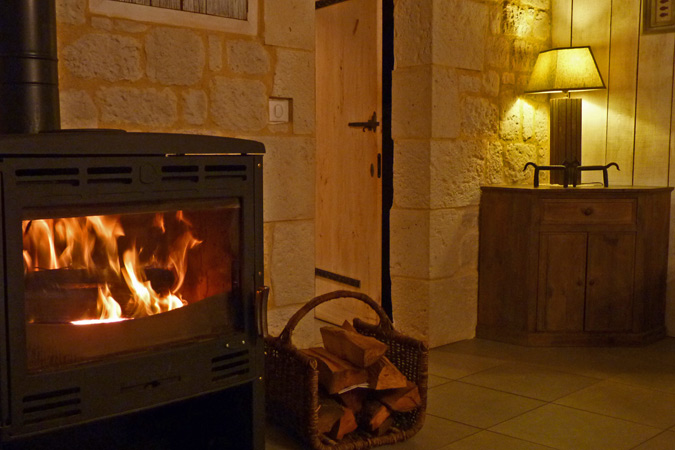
[348,111,379,132]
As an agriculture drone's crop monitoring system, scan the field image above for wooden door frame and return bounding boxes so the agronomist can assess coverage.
[314,0,394,319]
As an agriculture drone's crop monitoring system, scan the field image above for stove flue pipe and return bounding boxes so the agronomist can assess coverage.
[0,0,60,134]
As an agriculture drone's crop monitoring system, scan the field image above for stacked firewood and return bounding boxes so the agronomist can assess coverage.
[300,321,422,441]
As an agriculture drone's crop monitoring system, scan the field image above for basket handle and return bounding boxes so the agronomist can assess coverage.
[277,290,394,347]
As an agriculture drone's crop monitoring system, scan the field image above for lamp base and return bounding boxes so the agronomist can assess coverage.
[550,97,581,185]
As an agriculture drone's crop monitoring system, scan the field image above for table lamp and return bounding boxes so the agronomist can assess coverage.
[525,46,605,184]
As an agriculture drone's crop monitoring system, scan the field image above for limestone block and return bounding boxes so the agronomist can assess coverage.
[146,28,205,86]
[210,77,267,131]
[266,303,322,347]
[502,3,532,37]
[208,35,223,72]
[460,74,483,94]
[115,20,149,33]
[502,72,516,85]
[390,277,430,343]
[91,17,114,31]
[394,0,432,68]
[428,271,478,347]
[267,220,315,307]
[392,66,459,139]
[228,40,270,75]
[503,142,537,184]
[433,0,488,70]
[512,39,539,72]
[483,140,506,185]
[430,139,486,209]
[257,136,315,222]
[62,34,143,82]
[533,11,550,41]
[97,87,178,127]
[182,89,208,125]
[534,101,549,142]
[393,140,431,209]
[482,71,500,97]
[499,92,521,141]
[485,36,511,70]
[60,90,98,129]
[431,67,460,139]
[264,0,314,50]
[429,206,479,279]
[56,0,85,25]
[273,49,315,134]
[489,3,502,35]
[522,100,535,141]
[521,0,551,10]
[461,97,498,138]
[389,209,430,279]
[392,66,432,139]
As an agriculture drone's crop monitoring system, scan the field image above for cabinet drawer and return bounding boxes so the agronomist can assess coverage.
[541,199,636,225]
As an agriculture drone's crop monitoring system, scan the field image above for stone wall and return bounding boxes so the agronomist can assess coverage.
[391,0,551,347]
[55,0,318,335]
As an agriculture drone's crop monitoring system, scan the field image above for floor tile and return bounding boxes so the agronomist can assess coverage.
[265,423,302,450]
[555,380,675,429]
[490,403,661,450]
[438,431,558,450]
[632,431,675,450]
[377,415,479,450]
[428,374,452,388]
[428,349,505,380]
[459,362,600,401]
[427,381,545,429]
[609,361,675,394]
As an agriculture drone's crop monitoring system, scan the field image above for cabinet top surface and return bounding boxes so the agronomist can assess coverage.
[481,184,674,194]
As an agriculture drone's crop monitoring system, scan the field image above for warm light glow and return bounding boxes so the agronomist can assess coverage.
[23,211,202,325]
[525,46,605,94]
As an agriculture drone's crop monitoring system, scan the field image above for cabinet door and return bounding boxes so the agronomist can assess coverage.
[538,233,587,331]
[585,232,635,331]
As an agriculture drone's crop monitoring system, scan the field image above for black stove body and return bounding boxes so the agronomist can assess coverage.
[0,131,265,450]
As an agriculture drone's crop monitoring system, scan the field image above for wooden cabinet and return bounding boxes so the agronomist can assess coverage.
[477,186,673,346]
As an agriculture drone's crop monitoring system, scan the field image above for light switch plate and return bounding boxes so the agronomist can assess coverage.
[268,98,290,124]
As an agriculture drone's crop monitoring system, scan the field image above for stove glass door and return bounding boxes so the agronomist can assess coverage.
[22,201,241,372]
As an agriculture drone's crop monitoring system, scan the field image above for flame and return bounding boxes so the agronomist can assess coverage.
[23,211,201,325]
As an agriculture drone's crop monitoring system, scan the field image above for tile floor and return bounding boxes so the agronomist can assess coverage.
[266,337,675,450]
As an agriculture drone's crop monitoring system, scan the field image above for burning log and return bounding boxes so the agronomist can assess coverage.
[24,268,175,323]
[300,347,368,394]
[25,293,234,371]
[320,326,388,368]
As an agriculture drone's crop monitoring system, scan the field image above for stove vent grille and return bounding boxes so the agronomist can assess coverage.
[12,163,248,187]
[211,348,250,383]
[21,387,82,425]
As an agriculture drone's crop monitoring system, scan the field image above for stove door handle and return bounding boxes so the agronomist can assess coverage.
[255,286,270,338]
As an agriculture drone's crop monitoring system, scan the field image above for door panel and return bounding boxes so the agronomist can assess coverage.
[585,232,635,331]
[538,233,587,332]
[315,0,382,324]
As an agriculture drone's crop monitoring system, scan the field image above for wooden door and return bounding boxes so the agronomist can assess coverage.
[537,233,587,332]
[584,232,635,331]
[315,0,382,324]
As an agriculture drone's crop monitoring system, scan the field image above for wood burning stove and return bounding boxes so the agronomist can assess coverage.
[0,131,265,449]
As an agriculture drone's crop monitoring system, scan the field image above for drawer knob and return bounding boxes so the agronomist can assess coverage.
[582,207,594,216]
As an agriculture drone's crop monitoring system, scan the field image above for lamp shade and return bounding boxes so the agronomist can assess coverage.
[525,46,605,94]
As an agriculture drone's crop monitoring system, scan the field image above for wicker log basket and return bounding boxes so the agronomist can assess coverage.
[264,290,429,450]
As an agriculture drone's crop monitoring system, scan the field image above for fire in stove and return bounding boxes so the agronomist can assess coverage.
[23,211,202,324]
[22,204,241,372]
